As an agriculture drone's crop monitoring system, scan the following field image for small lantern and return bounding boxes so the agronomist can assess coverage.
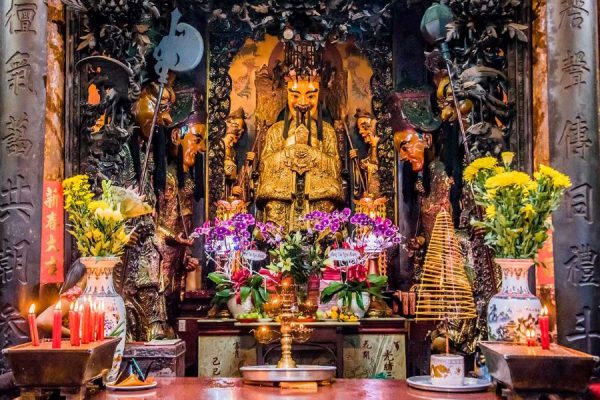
[420,3,454,45]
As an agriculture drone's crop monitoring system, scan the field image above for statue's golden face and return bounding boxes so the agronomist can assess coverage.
[133,84,175,141]
[357,116,377,142]
[173,122,206,171]
[287,79,320,119]
[393,128,431,172]
[225,117,245,141]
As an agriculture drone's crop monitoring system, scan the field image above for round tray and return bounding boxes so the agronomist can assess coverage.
[240,365,336,383]
[407,376,492,393]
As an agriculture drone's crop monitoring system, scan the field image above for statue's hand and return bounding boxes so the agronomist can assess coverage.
[246,152,255,162]
[176,233,194,246]
[224,161,236,177]
[288,144,318,161]
[232,186,244,197]
[185,256,200,272]
[349,149,359,159]
[126,232,140,248]
[369,134,381,147]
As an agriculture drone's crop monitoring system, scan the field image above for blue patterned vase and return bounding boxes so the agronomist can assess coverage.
[487,258,541,343]
[80,257,126,382]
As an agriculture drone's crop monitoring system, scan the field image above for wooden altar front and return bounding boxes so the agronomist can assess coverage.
[177,318,409,379]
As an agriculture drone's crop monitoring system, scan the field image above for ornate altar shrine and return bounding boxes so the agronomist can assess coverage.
[8,0,595,393]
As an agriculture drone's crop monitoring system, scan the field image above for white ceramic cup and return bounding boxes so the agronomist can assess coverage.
[430,354,465,386]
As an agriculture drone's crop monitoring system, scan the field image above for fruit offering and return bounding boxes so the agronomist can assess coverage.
[318,306,359,322]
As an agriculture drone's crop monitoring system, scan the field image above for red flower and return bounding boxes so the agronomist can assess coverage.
[347,264,368,282]
[258,268,281,293]
[231,268,251,292]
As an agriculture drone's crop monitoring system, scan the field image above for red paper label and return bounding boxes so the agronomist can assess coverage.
[40,181,64,284]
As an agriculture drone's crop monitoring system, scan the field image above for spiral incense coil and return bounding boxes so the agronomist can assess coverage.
[416,210,477,321]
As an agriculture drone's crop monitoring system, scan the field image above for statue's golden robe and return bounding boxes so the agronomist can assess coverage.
[256,120,343,229]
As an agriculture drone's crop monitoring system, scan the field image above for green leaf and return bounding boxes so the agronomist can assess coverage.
[240,286,251,303]
[368,274,388,286]
[253,289,265,309]
[320,282,345,303]
[356,291,365,310]
[258,287,269,302]
[215,288,232,298]
[208,272,227,285]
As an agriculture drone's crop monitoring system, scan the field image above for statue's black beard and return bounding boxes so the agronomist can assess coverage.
[283,104,323,143]
[193,152,204,201]
[176,144,185,189]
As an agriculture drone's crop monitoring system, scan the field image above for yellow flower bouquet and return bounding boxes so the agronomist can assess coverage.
[464,153,571,259]
[63,175,153,257]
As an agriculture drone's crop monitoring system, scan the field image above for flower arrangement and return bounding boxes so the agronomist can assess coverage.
[304,208,400,311]
[207,268,269,308]
[194,213,282,308]
[464,152,571,259]
[320,264,388,311]
[347,212,403,254]
[63,175,153,257]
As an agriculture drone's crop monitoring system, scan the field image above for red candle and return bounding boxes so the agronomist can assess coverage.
[526,329,535,347]
[69,302,80,346]
[96,301,105,341]
[90,301,97,342]
[82,297,91,344]
[540,305,550,350]
[52,302,62,349]
[27,304,39,346]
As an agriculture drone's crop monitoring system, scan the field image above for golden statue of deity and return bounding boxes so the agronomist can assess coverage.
[256,76,343,230]
[352,109,381,197]
[223,107,248,198]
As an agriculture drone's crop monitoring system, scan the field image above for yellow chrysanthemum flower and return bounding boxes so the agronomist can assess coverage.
[520,203,535,217]
[535,164,572,189]
[485,171,532,189]
[62,174,89,189]
[485,204,496,219]
[464,157,498,182]
[88,200,110,212]
[501,151,515,166]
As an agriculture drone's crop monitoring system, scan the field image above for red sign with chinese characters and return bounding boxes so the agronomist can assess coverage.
[40,181,64,284]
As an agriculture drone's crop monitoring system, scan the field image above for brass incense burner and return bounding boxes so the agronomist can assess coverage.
[252,280,313,368]
[241,280,336,384]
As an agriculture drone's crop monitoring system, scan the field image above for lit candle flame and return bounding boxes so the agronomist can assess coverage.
[55,301,61,311]
[541,306,548,316]
[28,304,35,314]
[70,302,74,311]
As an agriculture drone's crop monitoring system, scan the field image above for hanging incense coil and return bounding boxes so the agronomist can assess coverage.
[416,210,477,321]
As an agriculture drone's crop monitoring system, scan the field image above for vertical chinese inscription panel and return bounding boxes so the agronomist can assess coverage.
[0,0,47,371]
[547,0,600,355]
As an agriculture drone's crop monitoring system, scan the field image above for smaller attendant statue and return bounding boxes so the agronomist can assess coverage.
[223,107,248,198]
[132,75,177,141]
[351,109,381,197]
[155,109,205,337]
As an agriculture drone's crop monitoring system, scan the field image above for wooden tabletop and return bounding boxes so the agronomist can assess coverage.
[92,377,500,399]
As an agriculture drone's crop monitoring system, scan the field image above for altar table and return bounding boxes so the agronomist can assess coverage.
[91,377,500,399]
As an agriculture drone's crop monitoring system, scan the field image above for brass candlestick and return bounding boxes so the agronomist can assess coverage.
[252,280,313,369]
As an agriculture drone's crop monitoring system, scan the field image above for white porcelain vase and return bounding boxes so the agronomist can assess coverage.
[487,258,541,343]
[430,354,464,386]
[80,257,126,383]
[227,295,253,318]
[337,292,371,318]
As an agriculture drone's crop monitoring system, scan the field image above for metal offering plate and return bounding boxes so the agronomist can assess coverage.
[407,376,492,393]
[241,365,336,383]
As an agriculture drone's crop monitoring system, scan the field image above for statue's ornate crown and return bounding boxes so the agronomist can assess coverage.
[284,40,323,81]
